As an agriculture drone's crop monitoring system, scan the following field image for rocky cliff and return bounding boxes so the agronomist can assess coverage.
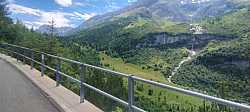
[137,32,237,49]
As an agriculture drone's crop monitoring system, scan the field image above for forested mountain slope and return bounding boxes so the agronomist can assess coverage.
[66,0,250,108]
[0,1,221,112]
[2,0,250,111]
[66,0,248,82]
[70,0,240,32]
[173,8,250,103]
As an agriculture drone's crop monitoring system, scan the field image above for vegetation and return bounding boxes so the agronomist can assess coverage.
[201,8,250,37]
[1,0,250,111]
[122,48,188,78]
[0,1,204,111]
[173,37,250,103]
[173,8,250,105]
[68,2,250,112]
[100,52,167,83]
[68,15,191,57]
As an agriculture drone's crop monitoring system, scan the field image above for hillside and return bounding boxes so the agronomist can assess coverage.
[67,0,248,55]
[201,8,250,36]
[69,0,239,32]
[2,0,250,111]
[64,0,250,109]
[67,0,250,79]
[173,8,250,104]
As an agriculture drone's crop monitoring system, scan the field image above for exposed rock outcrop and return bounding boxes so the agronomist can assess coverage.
[137,32,237,49]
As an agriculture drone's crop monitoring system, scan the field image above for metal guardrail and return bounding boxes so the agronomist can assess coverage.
[1,43,250,112]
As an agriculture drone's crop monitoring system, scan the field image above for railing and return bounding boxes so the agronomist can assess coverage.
[0,43,250,112]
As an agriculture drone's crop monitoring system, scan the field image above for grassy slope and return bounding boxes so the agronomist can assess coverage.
[201,8,250,36]
[71,15,190,56]
[100,53,167,83]
[68,6,250,110]
[124,48,189,77]
[100,53,206,111]
[174,37,250,102]
[159,20,190,34]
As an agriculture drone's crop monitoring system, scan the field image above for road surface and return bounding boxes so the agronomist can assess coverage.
[0,59,59,112]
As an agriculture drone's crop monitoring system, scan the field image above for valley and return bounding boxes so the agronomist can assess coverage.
[1,0,250,111]
[63,0,250,110]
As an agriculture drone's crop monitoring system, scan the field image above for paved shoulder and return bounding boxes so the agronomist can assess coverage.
[0,59,59,112]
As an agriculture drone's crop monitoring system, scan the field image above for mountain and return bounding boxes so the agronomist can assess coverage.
[3,0,250,111]
[66,0,250,54]
[36,25,72,36]
[66,0,247,55]
[172,8,250,103]
[67,0,241,33]
[63,0,250,107]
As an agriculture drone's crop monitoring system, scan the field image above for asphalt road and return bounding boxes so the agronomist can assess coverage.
[0,59,59,112]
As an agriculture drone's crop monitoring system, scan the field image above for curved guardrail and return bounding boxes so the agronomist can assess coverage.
[1,43,250,112]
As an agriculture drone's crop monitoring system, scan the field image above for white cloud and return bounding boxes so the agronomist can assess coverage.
[54,0,72,7]
[128,0,137,3]
[74,2,85,6]
[8,4,41,16]
[8,4,95,28]
[73,12,96,20]
[6,0,15,4]
[74,2,94,7]
[39,12,73,27]
[180,0,210,4]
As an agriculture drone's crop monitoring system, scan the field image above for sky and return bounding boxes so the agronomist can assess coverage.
[7,0,137,29]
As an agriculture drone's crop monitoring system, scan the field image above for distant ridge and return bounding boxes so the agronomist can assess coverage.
[66,0,240,35]
[36,25,72,36]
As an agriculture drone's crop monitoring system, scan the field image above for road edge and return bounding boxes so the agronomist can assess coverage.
[0,54,66,112]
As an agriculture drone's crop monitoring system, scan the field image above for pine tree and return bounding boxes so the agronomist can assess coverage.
[0,0,15,43]
[48,18,56,38]
[0,0,12,24]
[46,18,60,55]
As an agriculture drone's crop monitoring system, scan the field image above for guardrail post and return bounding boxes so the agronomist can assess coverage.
[128,75,134,112]
[56,60,61,87]
[9,47,13,58]
[31,51,34,69]
[22,50,25,64]
[16,52,19,62]
[80,64,85,103]
[15,47,18,62]
[15,48,19,62]
[41,53,45,77]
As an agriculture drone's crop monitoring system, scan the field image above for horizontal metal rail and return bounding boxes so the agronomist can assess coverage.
[3,43,130,78]
[0,46,144,112]
[1,43,250,111]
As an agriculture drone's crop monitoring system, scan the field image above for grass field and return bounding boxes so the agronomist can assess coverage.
[100,53,208,111]
[100,53,168,83]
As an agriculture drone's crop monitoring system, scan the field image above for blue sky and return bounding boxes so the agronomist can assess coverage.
[7,0,137,29]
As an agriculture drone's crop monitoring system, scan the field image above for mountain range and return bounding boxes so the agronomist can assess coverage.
[67,0,244,33]
[36,25,72,36]
[2,0,250,111]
